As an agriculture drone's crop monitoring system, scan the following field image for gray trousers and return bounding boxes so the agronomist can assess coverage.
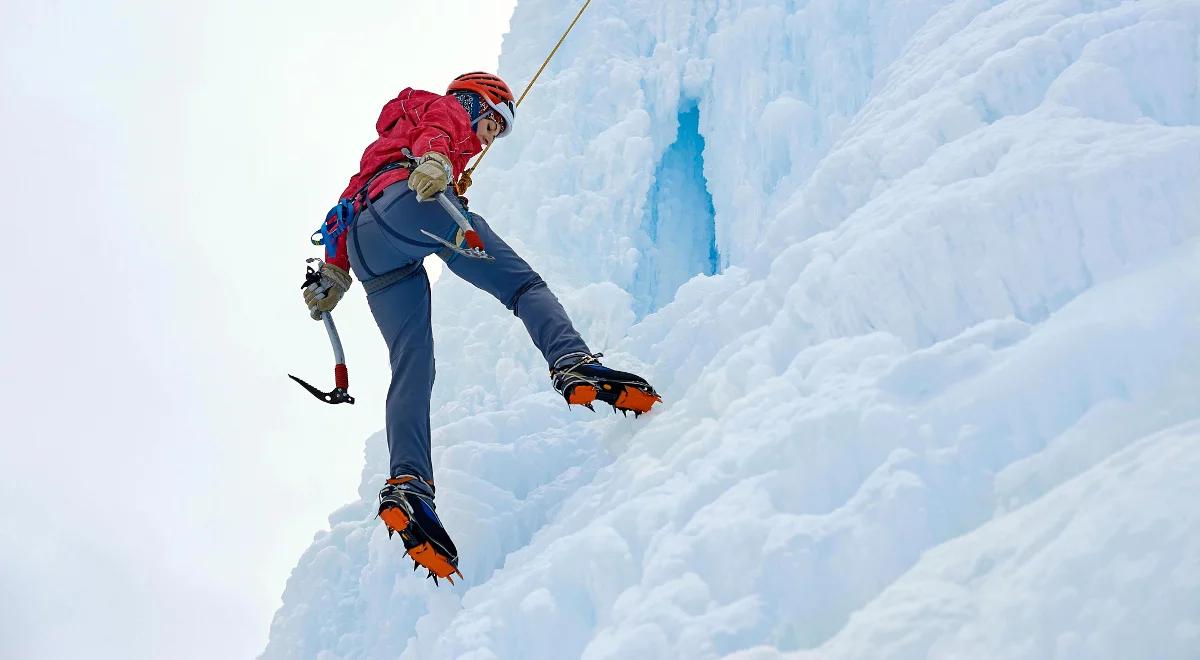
[346,182,589,483]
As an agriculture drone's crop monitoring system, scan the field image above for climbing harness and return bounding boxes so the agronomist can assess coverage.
[455,0,593,195]
[310,153,493,263]
[310,161,411,258]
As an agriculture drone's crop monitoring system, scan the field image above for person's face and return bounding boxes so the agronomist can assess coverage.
[475,114,504,146]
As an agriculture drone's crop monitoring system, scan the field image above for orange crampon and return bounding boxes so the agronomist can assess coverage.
[551,352,662,417]
[378,477,463,586]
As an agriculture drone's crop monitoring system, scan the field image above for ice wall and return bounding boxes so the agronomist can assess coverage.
[631,105,718,318]
[263,0,1200,658]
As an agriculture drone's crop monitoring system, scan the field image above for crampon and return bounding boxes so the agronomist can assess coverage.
[550,352,662,417]
[378,476,463,585]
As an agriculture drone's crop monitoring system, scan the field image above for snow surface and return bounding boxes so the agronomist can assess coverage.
[263,0,1200,658]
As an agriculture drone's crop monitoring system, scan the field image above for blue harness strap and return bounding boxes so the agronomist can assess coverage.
[311,199,356,258]
[310,161,416,257]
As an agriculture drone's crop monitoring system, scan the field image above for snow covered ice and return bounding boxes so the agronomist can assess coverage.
[262,0,1200,658]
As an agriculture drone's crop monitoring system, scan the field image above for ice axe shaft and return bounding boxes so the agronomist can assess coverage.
[433,189,477,239]
[321,312,347,371]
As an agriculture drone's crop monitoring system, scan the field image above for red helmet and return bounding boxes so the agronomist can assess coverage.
[448,72,516,138]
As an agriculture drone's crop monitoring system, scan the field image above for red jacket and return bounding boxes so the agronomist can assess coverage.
[327,88,483,271]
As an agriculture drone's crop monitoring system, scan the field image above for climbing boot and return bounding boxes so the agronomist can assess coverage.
[550,352,662,416]
[378,476,463,585]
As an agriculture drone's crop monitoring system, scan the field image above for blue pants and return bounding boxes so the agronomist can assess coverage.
[347,182,590,484]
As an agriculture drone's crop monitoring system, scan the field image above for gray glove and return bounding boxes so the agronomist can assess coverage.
[407,151,453,200]
[303,261,353,320]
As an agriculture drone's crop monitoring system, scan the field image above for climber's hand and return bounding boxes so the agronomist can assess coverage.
[302,261,353,320]
[408,152,453,201]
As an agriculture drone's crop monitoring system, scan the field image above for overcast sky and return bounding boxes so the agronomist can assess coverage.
[0,1,516,657]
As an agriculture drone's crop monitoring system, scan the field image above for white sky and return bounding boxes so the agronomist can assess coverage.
[0,1,516,657]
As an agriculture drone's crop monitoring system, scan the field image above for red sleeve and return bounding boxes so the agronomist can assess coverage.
[408,94,476,170]
[329,229,350,273]
[321,207,351,273]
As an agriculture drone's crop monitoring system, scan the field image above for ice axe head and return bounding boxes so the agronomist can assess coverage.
[289,371,355,405]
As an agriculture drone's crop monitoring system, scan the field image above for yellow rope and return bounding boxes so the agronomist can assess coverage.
[456,0,593,195]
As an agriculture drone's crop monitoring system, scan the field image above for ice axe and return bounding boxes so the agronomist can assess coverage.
[400,147,494,261]
[289,260,355,405]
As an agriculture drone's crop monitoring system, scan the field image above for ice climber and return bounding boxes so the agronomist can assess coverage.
[300,73,661,584]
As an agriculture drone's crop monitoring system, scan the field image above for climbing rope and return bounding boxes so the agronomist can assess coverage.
[455,0,593,195]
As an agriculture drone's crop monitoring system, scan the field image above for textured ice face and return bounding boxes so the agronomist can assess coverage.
[263,0,1200,658]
